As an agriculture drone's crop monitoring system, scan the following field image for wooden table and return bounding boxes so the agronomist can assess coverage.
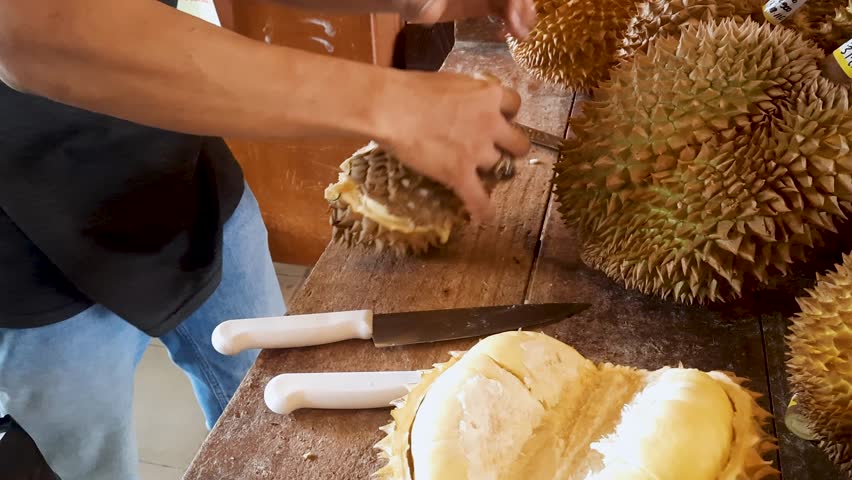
[184,19,844,480]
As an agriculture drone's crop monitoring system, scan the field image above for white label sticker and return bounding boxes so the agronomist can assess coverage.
[763,0,808,24]
[833,38,852,79]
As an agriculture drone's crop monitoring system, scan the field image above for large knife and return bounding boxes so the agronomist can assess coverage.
[212,302,589,356]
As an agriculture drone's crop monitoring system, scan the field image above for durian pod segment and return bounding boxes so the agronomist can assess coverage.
[786,251,852,476]
[505,0,642,91]
[554,18,852,304]
[325,142,513,256]
[374,330,778,480]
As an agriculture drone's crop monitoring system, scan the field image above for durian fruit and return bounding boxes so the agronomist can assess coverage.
[789,0,852,52]
[616,0,765,63]
[786,251,852,476]
[505,0,642,92]
[554,17,852,304]
[325,142,514,255]
[374,330,778,480]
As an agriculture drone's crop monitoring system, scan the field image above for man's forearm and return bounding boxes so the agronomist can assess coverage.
[0,0,407,141]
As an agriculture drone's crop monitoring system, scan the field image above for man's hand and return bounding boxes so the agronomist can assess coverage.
[402,0,538,39]
[376,71,531,223]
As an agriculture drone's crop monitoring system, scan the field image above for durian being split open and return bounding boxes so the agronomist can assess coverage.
[787,251,852,476]
[374,330,778,480]
[325,142,513,255]
[554,18,852,304]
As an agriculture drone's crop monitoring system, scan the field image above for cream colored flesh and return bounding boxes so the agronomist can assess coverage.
[403,331,771,480]
[324,173,452,243]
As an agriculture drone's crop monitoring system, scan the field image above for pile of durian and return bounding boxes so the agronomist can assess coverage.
[373,330,779,480]
[507,0,852,92]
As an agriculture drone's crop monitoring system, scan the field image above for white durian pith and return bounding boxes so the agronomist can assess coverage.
[374,331,778,480]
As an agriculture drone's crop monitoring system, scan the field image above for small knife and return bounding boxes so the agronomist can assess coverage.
[515,123,565,152]
[212,302,590,356]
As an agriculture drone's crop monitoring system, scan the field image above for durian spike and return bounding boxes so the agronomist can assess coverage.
[786,251,852,476]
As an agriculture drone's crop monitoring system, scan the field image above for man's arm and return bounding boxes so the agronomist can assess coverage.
[269,0,536,38]
[0,0,530,221]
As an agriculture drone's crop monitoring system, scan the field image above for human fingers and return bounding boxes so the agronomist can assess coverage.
[471,72,522,119]
[452,167,494,224]
[495,121,531,158]
[503,0,534,38]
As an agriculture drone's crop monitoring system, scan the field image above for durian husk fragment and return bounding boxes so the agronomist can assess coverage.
[787,251,852,476]
[325,142,513,256]
[374,331,778,480]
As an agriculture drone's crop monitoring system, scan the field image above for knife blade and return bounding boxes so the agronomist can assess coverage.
[514,123,565,152]
[211,302,590,355]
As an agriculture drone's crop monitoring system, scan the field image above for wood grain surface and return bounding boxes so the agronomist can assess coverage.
[183,42,576,480]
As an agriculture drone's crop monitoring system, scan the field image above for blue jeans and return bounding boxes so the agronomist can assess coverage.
[0,184,286,480]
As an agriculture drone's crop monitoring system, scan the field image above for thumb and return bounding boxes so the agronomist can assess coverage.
[453,169,495,225]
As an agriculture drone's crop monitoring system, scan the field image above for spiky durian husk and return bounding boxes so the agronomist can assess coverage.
[373,351,463,480]
[616,0,764,63]
[789,0,852,52]
[505,0,641,92]
[373,331,778,479]
[325,142,513,256]
[553,18,852,304]
[787,251,852,476]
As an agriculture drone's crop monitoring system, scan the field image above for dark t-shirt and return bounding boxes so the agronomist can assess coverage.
[0,0,246,336]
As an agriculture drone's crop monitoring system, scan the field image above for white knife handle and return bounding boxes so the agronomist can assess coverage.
[211,310,374,355]
[264,371,423,414]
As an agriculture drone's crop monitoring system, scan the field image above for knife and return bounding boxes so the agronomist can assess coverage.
[264,370,424,414]
[514,123,565,152]
[211,302,590,356]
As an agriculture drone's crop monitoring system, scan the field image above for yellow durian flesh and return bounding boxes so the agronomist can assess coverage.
[374,330,778,480]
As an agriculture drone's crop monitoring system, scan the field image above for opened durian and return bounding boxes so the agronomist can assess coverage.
[786,251,852,475]
[374,330,778,480]
[325,142,513,255]
[505,0,642,92]
[554,18,852,304]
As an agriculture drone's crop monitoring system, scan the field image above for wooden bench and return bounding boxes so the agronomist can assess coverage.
[183,19,842,480]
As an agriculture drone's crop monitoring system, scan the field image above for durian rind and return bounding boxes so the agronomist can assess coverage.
[786,251,852,475]
[789,0,852,53]
[506,0,642,92]
[617,0,765,64]
[554,18,852,304]
[374,330,778,480]
[326,142,513,256]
